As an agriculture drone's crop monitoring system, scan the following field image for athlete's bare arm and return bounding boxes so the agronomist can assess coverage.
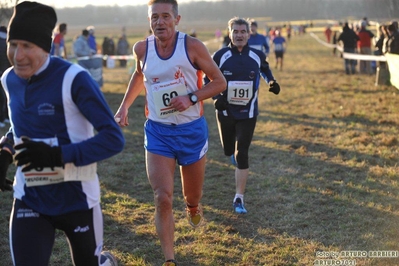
[115,40,146,126]
[169,36,226,111]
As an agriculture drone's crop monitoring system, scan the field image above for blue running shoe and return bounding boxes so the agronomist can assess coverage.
[230,155,237,166]
[233,198,247,214]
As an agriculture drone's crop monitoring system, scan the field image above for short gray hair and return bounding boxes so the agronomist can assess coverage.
[148,0,178,17]
[227,17,250,33]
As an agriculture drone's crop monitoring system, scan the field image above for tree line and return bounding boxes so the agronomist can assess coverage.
[1,0,398,28]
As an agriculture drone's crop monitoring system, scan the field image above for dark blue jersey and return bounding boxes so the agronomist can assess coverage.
[1,56,125,215]
[206,44,274,120]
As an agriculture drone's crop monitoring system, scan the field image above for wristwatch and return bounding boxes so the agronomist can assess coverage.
[188,93,198,105]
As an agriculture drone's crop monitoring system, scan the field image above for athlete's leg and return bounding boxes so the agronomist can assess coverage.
[146,151,176,262]
[60,205,103,266]
[278,55,283,70]
[216,112,236,157]
[180,155,206,208]
[235,118,257,196]
[10,199,55,266]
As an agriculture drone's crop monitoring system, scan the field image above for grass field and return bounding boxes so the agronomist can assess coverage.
[1,29,399,266]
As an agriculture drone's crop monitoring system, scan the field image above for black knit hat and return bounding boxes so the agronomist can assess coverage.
[7,1,57,53]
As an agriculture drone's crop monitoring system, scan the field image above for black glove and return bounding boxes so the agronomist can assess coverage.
[0,150,13,191]
[269,81,280,95]
[15,138,63,172]
[214,97,229,111]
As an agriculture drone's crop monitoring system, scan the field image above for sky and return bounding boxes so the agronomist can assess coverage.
[35,0,204,9]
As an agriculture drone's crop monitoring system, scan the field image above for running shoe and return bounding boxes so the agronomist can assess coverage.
[163,259,178,266]
[230,154,237,166]
[233,198,247,214]
[100,251,118,266]
[186,204,203,228]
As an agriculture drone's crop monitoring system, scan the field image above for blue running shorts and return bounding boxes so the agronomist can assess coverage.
[144,116,208,166]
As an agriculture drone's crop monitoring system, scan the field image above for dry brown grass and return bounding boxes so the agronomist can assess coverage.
[1,28,399,266]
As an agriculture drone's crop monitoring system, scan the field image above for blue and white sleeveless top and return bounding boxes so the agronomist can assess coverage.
[142,32,204,125]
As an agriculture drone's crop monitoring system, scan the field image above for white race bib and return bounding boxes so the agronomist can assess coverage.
[15,136,97,187]
[151,78,187,118]
[23,164,97,187]
[64,163,97,182]
[274,43,284,52]
[23,167,65,187]
[227,81,253,106]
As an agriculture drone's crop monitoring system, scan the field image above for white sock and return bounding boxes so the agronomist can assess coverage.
[234,194,244,204]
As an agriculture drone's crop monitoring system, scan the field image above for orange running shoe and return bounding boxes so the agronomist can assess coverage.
[185,204,203,228]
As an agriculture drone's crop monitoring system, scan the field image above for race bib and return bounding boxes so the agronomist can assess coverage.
[23,163,97,187]
[23,167,65,187]
[15,136,97,187]
[64,163,97,182]
[274,43,284,52]
[151,78,187,118]
[227,81,253,106]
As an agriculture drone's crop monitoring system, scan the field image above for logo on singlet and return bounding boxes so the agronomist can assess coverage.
[223,70,233,76]
[38,103,55,116]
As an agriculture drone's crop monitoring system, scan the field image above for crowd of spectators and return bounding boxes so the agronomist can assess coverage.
[334,18,399,76]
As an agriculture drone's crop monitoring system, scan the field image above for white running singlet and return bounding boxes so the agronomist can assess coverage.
[142,32,204,125]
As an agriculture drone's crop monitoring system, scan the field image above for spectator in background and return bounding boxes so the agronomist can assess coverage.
[269,27,277,40]
[385,23,399,54]
[102,36,115,67]
[222,28,231,47]
[375,24,387,55]
[271,30,287,70]
[102,37,115,56]
[73,29,95,58]
[86,25,97,54]
[324,25,332,43]
[74,29,103,87]
[189,29,197,38]
[392,21,398,33]
[286,23,292,41]
[215,28,222,39]
[50,23,67,58]
[370,24,385,74]
[332,30,339,56]
[338,22,360,75]
[357,20,375,74]
[361,17,370,27]
[248,20,269,57]
[0,26,10,130]
[116,34,130,67]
